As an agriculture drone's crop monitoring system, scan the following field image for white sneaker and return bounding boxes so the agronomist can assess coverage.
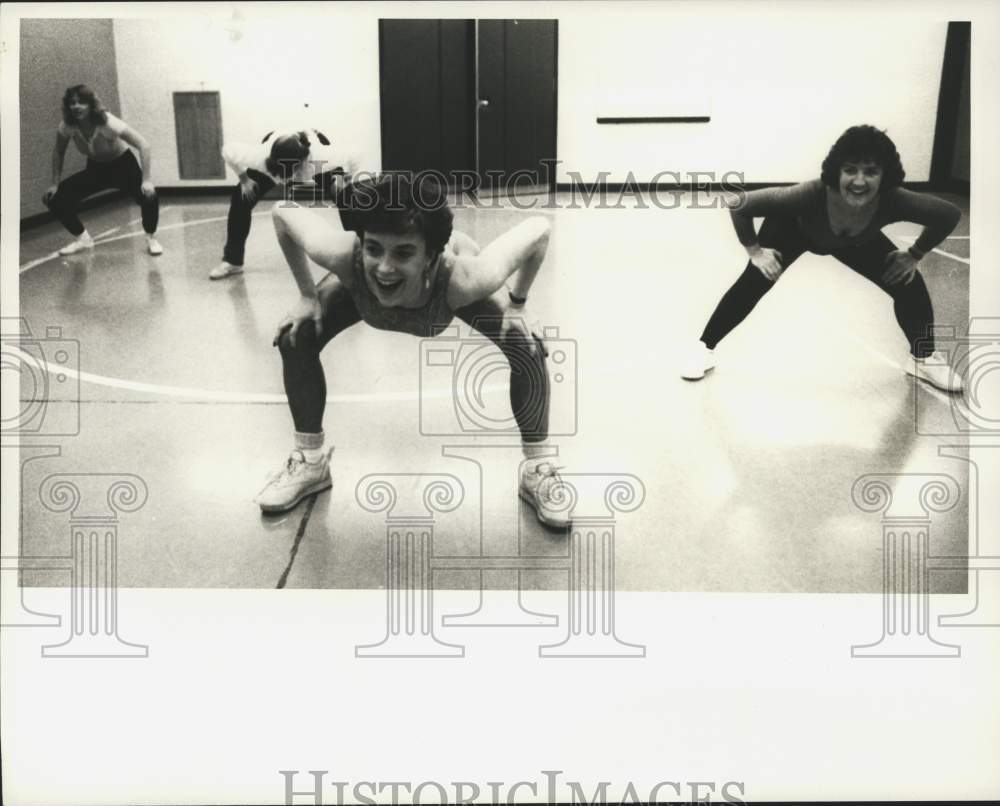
[146,236,164,256]
[680,341,716,380]
[519,461,572,529]
[906,351,964,393]
[255,450,332,513]
[209,261,244,280]
[58,232,94,256]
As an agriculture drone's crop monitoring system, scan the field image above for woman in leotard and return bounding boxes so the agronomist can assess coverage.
[43,84,162,256]
[681,124,962,392]
[256,172,569,529]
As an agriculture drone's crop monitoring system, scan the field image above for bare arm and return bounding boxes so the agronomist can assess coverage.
[51,131,70,185]
[270,204,358,345]
[446,217,550,310]
[271,203,358,296]
[118,122,153,183]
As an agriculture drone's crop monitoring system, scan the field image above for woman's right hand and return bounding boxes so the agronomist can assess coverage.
[240,176,259,203]
[273,295,323,348]
[42,185,58,204]
[748,246,784,281]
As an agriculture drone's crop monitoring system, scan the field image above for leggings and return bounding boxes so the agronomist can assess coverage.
[700,216,936,358]
[277,279,549,442]
[45,149,158,236]
[223,168,346,266]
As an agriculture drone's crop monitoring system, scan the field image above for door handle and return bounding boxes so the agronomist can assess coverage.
[477,98,490,109]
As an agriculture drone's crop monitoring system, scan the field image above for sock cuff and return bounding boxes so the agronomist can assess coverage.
[522,439,551,460]
[294,430,325,451]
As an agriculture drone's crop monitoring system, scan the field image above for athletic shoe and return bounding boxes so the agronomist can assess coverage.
[146,236,164,256]
[255,450,332,513]
[906,351,964,393]
[520,461,572,529]
[58,232,94,256]
[209,261,244,280]
[680,341,716,380]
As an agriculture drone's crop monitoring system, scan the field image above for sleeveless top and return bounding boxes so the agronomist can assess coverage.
[58,113,129,162]
[347,239,457,338]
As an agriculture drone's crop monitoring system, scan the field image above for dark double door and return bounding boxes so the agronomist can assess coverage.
[379,19,557,188]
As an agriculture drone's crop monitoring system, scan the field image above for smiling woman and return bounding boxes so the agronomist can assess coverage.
[680,124,963,392]
[258,172,568,529]
[42,83,163,257]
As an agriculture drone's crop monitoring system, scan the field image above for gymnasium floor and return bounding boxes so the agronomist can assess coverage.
[14,189,971,593]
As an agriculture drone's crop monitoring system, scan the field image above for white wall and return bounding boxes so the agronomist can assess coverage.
[557,8,947,183]
[112,7,381,187]
[19,19,121,218]
[101,5,948,189]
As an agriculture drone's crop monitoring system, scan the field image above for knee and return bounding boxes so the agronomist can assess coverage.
[892,270,930,300]
[500,331,546,369]
[277,324,320,358]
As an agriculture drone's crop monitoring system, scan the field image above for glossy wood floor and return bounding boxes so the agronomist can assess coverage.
[13,190,971,592]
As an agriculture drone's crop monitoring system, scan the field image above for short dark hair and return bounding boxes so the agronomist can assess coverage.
[265,131,312,180]
[821,125,905,190]
[345,172,453,258]
[61,84,109,127]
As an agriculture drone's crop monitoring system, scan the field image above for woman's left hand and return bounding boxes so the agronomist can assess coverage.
[883,250,918,286]
[140,181,156,200]
[500,301,548,358]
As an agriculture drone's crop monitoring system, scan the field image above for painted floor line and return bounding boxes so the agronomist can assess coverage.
[3,340,507,404]
[18,210,272,274]
[895,233,970,265]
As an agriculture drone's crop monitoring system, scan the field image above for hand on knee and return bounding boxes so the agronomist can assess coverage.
[277,322,319,356]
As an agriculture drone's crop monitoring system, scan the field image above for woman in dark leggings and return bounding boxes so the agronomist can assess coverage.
[256,172,568,528]
[682,125,962,392]
[210,129,356,280]
[43,84,161,256]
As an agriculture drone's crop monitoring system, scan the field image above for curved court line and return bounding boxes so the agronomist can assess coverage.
[19,196,555,274]
[19,210,272,274]
[2,341,507,404]
[895,233,970,265]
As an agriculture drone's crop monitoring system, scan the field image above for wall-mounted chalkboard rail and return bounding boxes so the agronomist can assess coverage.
[596,116,711,124]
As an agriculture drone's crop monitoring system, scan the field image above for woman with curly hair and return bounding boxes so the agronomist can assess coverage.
[43,84,162,256]
[681,124,962,391]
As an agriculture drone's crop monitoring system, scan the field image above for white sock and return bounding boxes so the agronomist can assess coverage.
[78,230,93,242]
[294,431,326,463]
[522,440,551,462]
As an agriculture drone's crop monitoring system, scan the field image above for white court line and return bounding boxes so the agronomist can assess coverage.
[804,305,955,406]
[895,233,970,265]
[19,252,61,274]
[2,341,505,404]
[18,210,271,274]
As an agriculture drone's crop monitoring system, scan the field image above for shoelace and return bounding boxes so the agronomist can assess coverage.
[264,450,307,486]
[532,462,567,504]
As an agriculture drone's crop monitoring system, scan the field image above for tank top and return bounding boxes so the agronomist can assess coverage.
[58,113,129,162]
[347,240,456,338]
